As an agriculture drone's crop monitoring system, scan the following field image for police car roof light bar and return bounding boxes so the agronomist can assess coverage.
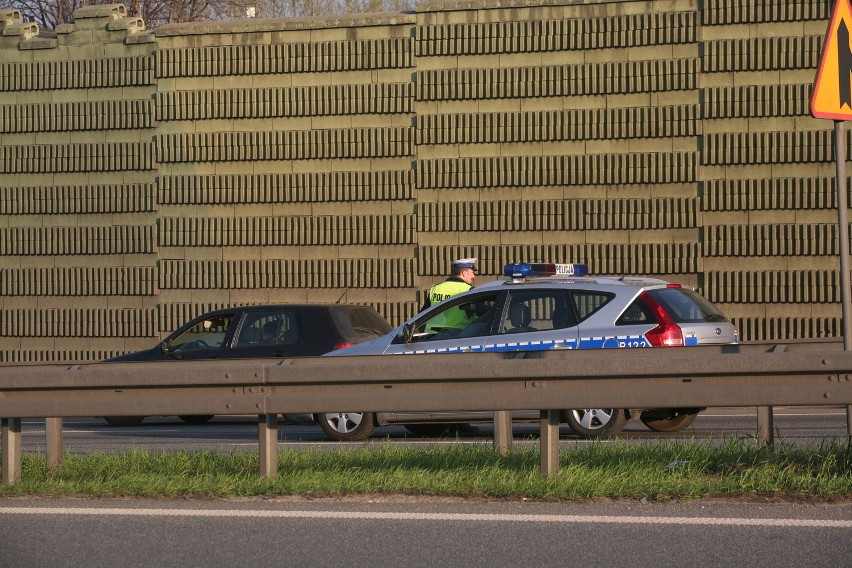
[503,262,589,279]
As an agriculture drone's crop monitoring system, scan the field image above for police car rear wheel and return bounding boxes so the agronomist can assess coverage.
[316,412,375,441]
[640,410,698,432]
[565,408,627,438]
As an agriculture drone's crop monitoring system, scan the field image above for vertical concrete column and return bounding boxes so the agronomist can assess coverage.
[539,410,560,477]
[258,414,279,479]
[2,418,22,485]
[493,410,513,455]
[45,417,63,470]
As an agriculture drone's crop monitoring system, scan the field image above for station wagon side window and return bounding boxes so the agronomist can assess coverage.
[497,290,576,334]
[398,293,500,343]
[569,291,614,323]
[235,311,300,347]
[170,314,234,352]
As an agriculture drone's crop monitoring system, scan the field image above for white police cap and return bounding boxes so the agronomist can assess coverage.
[452,257,478,270]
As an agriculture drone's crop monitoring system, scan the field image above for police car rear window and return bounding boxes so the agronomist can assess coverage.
[645,288,728,324]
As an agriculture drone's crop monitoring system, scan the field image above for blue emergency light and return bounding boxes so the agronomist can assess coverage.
[503,262,589,278]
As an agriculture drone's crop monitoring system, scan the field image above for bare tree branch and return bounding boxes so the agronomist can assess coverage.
[1,0,414,29]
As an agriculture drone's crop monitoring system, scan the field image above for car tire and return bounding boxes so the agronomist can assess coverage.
[404,424,452,437]
[178,415,214,425]
[103,416,145,427]
[565,408,627,438]
[640,410,698,432]
[316,412,375,441]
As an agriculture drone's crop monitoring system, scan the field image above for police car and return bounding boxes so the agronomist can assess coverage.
[323,262,739,441]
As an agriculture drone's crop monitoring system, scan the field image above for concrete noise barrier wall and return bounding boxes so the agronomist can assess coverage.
[0,0,843,361]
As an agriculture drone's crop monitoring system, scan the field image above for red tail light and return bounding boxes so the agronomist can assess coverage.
[640,291,684,347]
[333,342,355,350]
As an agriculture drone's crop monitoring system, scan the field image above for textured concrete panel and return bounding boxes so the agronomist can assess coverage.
[0,0,846,360]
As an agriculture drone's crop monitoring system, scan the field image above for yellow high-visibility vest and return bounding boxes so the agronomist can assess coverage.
[427,280,471,305]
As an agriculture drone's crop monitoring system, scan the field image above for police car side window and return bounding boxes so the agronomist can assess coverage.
[616,299,655,326]
[499,291,575,333]
[569,291,614,323]
[401,293,500,343]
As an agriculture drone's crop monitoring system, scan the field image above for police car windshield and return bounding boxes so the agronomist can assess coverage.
[646,288,727,324]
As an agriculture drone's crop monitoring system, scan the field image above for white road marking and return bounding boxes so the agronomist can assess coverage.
[701,412,847,417]
[0,507,849,527]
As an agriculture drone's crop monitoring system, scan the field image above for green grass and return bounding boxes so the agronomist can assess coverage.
[2,439,852,501]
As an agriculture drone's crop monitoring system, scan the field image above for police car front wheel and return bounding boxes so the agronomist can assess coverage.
[316,412,375,441]
[565,408,627,438]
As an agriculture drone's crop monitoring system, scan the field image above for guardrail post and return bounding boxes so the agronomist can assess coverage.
[45,417,63,470]
[540,410,560,477]
[258,414,278,479]
[756,407,774,447]
[493,411,513,455]
[847,405,852,437]
[2,418,22,485]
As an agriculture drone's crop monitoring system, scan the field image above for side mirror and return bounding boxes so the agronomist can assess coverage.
[402,322,414,344]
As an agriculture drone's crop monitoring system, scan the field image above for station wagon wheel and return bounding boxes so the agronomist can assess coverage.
[565,408,627,438]
[640,410,698,432]
[316,412,375,441]
[404,424,452,437]
[179,415,214,425]
[103,416,145,427]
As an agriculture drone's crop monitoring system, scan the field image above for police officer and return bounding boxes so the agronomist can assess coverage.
[420,257,478,311]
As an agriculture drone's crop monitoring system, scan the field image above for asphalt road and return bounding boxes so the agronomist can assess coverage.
[1,497,850,567]
[3,407,851,566]
[15,406,852,454]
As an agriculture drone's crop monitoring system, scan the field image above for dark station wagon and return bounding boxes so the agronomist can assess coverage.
[102,304,392,426]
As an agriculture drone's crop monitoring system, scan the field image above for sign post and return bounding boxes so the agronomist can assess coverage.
[811,0,852,433]
[833,122,852,354]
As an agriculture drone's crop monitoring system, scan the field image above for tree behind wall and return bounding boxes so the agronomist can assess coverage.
[0,0,414,29]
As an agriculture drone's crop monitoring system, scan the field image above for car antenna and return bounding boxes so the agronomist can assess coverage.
[335,270,361,304]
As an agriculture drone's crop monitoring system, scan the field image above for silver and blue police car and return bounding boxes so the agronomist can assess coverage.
[322,262,739,441]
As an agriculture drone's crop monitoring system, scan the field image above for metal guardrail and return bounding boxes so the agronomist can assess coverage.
[1,342,851,482]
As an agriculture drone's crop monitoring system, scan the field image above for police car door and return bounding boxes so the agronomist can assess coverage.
[570,289,646,349]
[485,289,580,352]
[384,291,503,355]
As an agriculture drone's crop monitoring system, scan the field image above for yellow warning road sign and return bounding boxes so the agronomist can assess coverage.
[812,0,852,120]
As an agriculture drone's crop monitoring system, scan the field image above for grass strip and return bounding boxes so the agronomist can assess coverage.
[2,439,851,501]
